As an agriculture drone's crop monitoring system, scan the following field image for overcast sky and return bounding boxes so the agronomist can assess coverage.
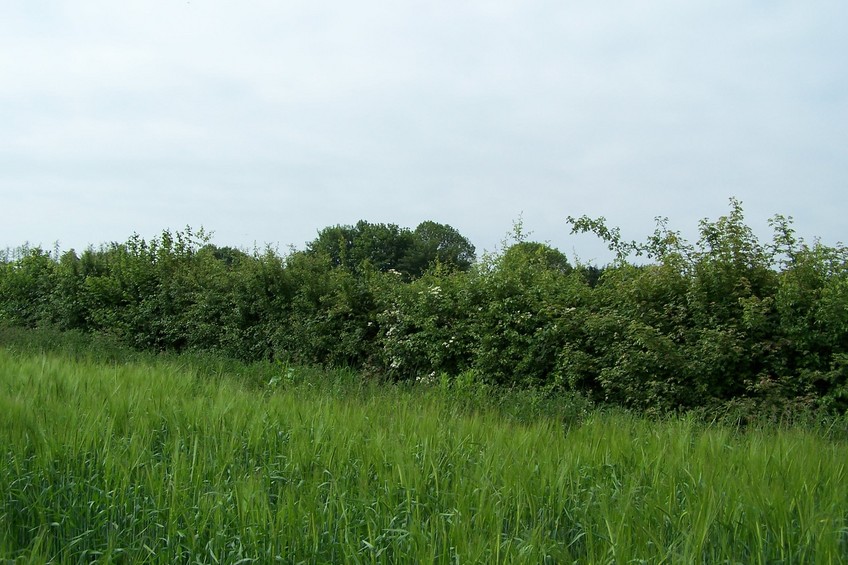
[2,0,846,263]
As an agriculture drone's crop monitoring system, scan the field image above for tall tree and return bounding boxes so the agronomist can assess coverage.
[307,221,415,273]
[404,221,476,276]
[306,220,475,278]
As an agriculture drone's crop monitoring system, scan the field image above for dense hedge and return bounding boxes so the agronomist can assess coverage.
[2,200,846,416]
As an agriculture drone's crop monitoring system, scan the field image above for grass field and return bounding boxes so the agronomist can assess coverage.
[1,339,847,563]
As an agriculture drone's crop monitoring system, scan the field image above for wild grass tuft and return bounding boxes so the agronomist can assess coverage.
[1,344,846,563]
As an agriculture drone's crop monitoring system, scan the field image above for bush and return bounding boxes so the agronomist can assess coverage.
[2,204,847,418]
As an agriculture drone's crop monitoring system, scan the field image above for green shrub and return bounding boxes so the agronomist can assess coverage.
[2,203,847,417]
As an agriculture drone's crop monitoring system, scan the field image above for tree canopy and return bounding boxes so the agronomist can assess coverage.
[304,220,475,278]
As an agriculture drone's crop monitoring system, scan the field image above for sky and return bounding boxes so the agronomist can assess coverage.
[2,0,846,263]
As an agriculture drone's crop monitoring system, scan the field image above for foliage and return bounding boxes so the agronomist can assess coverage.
[406,220,477,274]
[305,220,475,279]
[1,204,847,416]
[376,266,480,380]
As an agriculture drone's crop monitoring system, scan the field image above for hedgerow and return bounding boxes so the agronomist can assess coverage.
[2,200,846,417]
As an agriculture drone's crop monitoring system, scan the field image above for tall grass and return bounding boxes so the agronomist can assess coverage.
[1,346,847,563]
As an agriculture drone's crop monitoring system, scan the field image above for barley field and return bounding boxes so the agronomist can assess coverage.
[1,346,846,564]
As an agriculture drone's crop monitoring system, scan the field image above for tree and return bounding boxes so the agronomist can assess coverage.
[306,221,413,274]
[306,220,475,279]
[499,241,571,274]
[404,221,476,276]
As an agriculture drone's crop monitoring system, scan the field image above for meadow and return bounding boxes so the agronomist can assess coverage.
[1,336,847,563]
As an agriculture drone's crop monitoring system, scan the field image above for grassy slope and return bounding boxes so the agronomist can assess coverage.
[1,345,847,563]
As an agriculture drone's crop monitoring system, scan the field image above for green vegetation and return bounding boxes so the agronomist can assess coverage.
[1,199,847,419]
[1,337,847,563]
[2,202,847,562]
